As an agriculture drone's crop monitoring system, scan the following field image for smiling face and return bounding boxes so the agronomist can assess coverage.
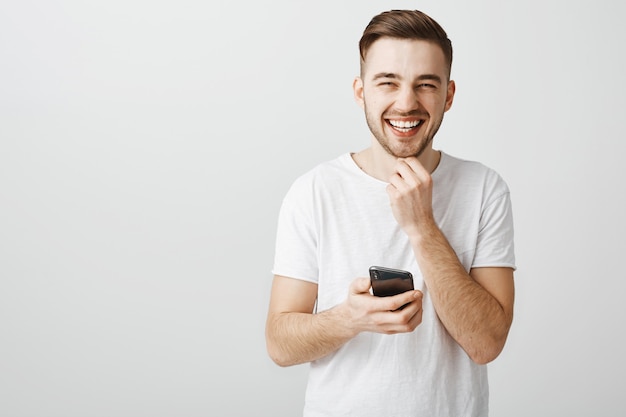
[354,37,455,159]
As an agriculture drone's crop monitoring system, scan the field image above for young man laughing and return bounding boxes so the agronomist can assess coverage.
[266,10,516,417]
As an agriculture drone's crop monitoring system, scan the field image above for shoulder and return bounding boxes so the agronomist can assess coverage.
[285,154,354,193]
[437,152,511,203]
[280,153,353,205]
[439,152,504,179]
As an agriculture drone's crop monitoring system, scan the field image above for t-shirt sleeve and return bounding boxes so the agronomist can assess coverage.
[472,182,516,270]
[271,177,319,283]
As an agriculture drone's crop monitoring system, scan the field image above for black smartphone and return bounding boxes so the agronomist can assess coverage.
[369,266,414,297]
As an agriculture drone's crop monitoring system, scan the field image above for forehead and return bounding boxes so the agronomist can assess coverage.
[362,37,448,80]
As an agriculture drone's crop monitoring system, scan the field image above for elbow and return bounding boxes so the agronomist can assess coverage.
[468,346,503,365]
[469,314,514,365]
[270,356,294,368]
[266,343,289,367]
[466,333,509,365]
[265,329,298,367]
[265,316,298,367]
[266,342,298,367]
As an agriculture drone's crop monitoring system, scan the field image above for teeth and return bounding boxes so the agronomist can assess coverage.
[389,120,421,129]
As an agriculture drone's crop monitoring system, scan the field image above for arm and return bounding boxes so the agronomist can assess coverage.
[388,158,514,364]
[265,275,423,367]
[409,224,514,364]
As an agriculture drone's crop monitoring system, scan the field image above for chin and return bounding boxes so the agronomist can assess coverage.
[375,132,432,159]
[389,143,429,159]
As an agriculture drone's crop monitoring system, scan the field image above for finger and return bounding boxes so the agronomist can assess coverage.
[388,163,417,192]
[393,295,423,327]
[372,301,422,333]
[387,172,407,193]
[395,159,416,179]
[350,277,372,295]
[407,304,423,328]
[398,289,422,308]
[375,290,421,312]
[401,157,431,183]
[389,161,421,192]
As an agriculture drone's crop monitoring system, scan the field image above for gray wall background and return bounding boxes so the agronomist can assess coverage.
[1,0,625,416]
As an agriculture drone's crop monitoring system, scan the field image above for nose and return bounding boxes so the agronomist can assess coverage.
[394,86,420,113]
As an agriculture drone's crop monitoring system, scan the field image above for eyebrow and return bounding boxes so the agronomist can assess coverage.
[372,72,399,80]
[371,72,443,84]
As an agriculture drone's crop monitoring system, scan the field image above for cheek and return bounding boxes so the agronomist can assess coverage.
[423,95,446,113]
[366,96,391,115]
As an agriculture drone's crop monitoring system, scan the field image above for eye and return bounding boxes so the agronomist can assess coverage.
[376,82,399,91]
[417,83,437,89]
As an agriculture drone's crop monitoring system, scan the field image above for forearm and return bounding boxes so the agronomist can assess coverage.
[410,223,512,364]
[266,305,357,367]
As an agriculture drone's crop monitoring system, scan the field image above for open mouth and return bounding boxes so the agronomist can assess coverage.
[387,119,424,134]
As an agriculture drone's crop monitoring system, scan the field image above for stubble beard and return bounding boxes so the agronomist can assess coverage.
[364,104,444,159]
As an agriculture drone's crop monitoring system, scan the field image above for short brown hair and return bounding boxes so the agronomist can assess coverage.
[359,10,453,78]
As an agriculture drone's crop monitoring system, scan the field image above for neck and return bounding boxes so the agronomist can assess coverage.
[352,147,441,182]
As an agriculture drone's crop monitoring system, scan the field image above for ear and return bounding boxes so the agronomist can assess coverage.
[353,76,365,109]
[444,79,456,112]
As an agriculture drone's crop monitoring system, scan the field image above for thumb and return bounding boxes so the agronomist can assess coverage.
[350,277,372,294]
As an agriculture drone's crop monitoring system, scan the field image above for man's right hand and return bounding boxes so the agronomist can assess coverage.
[344,277,423,335]
[266,275,423,367]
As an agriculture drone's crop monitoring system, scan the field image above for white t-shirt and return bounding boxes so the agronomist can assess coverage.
[273,151,515,417]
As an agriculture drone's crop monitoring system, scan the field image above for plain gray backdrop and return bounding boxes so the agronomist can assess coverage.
[1,0,625,416]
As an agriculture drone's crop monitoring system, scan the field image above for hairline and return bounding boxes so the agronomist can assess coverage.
[359,36,452,81]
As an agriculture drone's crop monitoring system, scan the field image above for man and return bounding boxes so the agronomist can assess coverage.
[266,9,515,417]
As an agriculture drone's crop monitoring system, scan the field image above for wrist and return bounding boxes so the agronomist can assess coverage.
[322,301,361,340]
[339,301,363,338]
[406,218,439,246]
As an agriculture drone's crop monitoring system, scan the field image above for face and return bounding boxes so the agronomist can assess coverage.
[354,38,455,159]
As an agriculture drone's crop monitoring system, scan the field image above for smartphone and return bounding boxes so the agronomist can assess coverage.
[369,266,414,297]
